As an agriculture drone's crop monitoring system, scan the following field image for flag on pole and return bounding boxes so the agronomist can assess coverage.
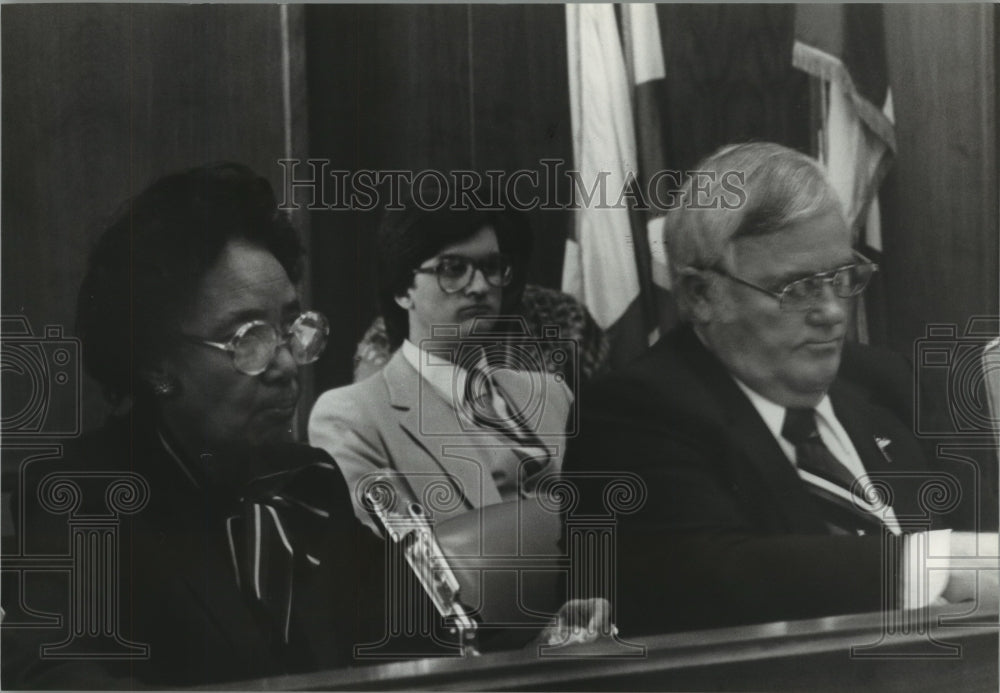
[794,4,895,239]
[563,3,646,367]
[621,3,677,342]
[793,4,895,343]
[563,4,674,366]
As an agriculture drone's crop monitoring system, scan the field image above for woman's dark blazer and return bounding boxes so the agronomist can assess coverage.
[2,408,386,688]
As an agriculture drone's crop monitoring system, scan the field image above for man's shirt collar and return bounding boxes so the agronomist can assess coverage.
[731,377,851,455]
[401,338,486,408]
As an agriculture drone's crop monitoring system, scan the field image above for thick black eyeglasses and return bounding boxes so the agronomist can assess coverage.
[709,250,878,312]
[413,253,514,294]
[182,310,329,376]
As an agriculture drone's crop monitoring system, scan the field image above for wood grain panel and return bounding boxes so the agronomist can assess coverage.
[353,5,473,172]
[469,4,572,290]
[125,5,289,190]
[304,3,369,391]
[304,4,474,389]
[883,4,998,354]
[303,5,816,390]
[658,5,810,174]
[2,5,296,430]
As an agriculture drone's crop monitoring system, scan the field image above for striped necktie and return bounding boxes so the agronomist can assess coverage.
[462,367,550,488]
[781,408,858,490]
[781,407,884,534]
[463,367,538,445]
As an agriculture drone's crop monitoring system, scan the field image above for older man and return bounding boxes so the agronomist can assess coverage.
[564,142,997,634]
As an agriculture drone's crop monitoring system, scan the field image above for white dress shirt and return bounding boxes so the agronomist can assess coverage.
[732,376,951,609]
[400,339,549,499]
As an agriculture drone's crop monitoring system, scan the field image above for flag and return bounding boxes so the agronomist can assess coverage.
[563,4,673,367]
[621,3,677,342]
[793,5,895,343]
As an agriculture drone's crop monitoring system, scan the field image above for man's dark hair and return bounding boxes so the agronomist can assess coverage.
[76,162,304,404]
[377,185,532,350]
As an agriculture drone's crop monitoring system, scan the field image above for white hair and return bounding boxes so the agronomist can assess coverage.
[663,142,847,320]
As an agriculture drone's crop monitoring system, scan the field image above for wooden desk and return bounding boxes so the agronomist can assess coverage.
[204,605,997,691]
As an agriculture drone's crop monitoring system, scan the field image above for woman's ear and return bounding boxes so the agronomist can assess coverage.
[677,268,716,324]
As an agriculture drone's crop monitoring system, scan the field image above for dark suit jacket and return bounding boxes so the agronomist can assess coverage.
[2,409,386,688]
[564,325,969,635]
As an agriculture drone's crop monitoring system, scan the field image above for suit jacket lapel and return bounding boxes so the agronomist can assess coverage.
[675,327,829,533]
[382,351,503,512]
[132,435,282,670]
[492,369,571,443]
[830,382,894,476]
[829,380,936,522]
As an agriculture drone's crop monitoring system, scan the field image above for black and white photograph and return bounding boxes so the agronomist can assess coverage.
[1,3,997,690]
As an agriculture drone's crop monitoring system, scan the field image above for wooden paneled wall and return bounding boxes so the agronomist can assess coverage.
[657,5,810,173]
[304,4,811,391]
[1,4,307,431]
[304,4,577,389]
[3,4,994,424]
[881,4,998,355]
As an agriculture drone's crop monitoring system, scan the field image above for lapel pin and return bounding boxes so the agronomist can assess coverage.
[874,436,893,463]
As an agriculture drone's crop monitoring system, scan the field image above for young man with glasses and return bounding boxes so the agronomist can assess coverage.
[309,194,573,531]
[564,142,997,635]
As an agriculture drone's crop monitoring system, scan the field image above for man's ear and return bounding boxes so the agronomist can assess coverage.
[394,291,413,311]
[677,268,716,324]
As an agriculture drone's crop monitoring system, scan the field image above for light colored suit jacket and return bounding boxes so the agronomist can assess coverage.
[309,350,573,528]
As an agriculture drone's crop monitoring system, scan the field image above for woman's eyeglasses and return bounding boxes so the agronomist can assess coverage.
[183,310,329,376]
[413,253,514,294]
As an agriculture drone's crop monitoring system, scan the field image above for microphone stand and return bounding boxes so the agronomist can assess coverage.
[365,492,480,657]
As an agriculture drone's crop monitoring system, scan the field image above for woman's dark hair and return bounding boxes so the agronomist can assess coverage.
[76,162,304,403]
[377,184,533,350]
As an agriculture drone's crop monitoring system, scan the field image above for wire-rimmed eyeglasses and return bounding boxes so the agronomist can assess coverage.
[709,250,878,311]
[181,310,329,376]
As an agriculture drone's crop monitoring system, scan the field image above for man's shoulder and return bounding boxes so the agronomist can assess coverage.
[501,362,574,406]
[578,326,726,430]
[835,341,916,419]
[591,327,715,398]
[308,363,408,450]
[312,370,391,414]
[839,341,913,388]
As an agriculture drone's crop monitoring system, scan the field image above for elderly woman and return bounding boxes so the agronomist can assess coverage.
[3,163,384,687]
[3,166,613,689]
